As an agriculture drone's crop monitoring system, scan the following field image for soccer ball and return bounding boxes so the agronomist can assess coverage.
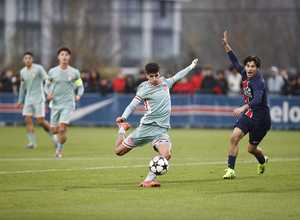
[149,156,169,175]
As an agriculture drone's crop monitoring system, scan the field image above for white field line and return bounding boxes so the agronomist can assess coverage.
[0,157,299,175]
[0,157,152,162]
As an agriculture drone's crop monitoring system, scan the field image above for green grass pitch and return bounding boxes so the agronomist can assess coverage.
[0,126,299,220]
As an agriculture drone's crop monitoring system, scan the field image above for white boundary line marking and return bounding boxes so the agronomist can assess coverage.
[0,157,151,162]
[0,157,299,175]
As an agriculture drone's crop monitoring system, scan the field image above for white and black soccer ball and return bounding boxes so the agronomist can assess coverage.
[149,156,169,176]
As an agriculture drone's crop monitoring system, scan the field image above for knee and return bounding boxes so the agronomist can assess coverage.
[36,118,44,126]
[114,148,124,156]
[24,117,32,124]
[51,127,58,134]
[114,144,131,156]
[115,151,123,157]
[58,126,66,134]
[160,149,171,160]
[164,154,171,160]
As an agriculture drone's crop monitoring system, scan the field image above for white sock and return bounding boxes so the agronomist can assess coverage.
[27,132,37,146]
[144,171,156,182]
[118,127,125,135]
[50,133,58,144]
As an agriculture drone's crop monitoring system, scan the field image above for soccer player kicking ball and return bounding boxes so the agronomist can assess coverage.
[222,31,271,179]
[17,52,58,149]
[114,58,198,187]
[45,47,84,158]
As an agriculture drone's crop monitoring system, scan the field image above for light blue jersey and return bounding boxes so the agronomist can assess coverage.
[121,64,194,128]
[46,65,84,110]
[18,64,48,105]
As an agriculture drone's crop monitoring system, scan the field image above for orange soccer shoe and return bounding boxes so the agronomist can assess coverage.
[139,180,161,188]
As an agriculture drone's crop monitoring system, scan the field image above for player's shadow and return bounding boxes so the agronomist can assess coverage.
[2,175,298,193]
[162,175,255,185]
[0,176,252,193]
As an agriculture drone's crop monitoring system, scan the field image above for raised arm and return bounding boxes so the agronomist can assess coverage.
[222,31,244,73]
[166,59,198,88]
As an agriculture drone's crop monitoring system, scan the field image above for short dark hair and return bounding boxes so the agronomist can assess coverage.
[23,51,34,57]
[57,47,71,55]
[243,56,261,68]
[145,63,159,74]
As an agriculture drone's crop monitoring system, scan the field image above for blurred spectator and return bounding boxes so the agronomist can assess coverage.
[288,73,300,95]
[99,79,112,96]
[199,65,218,94]
[226,66,242,96]
[267,66,284,95]
[190,67,203,93]
[112,73,126,93]
[295,74,300,95]
[286,75,297,95]
[81,70,91,91]
[280,68,291,95]
[125,75,136,93]
[0,69,18,94]
[88,70,101,92]
[215,70,228,95]
[1,64,300,96]
[173,78,194,94]
[136,70,147,87]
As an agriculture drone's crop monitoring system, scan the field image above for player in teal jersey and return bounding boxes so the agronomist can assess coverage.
[114,58,198,187]
[45,47,84,158]
[17,52,57,149]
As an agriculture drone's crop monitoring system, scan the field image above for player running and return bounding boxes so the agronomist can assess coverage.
[17,52,57,149]
[114,58,198,187]
[222,31,271,179]
[45,47,84,158]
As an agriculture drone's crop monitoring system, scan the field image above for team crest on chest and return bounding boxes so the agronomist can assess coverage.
[162,84,168,91]
[242,80,252,98]
[30,70,36,78]
[67,73,73,81]
[243,87,252,98]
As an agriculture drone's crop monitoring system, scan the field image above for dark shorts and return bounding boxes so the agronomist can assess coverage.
[234,114,271,146]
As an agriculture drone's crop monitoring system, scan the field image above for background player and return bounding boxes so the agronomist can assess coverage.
[114,58,198,187]
[17,52,57,148]
[222,31,271,179]
[46,47,84,158]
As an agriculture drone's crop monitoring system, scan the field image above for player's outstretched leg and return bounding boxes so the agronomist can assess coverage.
[223,127,245,179]
[114,122,131,156]
[247,144,268,174]
[24,116,37,149]
[36,117,58,146]
[140,141,171,188]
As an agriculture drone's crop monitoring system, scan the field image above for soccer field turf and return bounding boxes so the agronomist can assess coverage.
[0,127,299,220]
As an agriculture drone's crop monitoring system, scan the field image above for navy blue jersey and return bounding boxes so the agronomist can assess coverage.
[227,51,269,120]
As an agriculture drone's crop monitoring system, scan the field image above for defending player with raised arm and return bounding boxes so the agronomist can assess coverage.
[114,58,198,187]
[17,52,58,149]
[222,31,271,179]
[45,47,84,158]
